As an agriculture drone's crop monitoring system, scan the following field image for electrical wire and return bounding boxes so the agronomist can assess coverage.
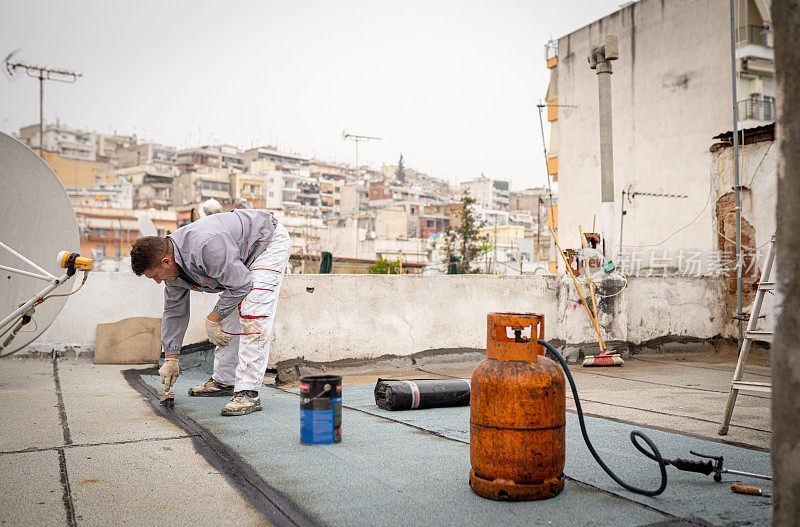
[18,318,37,333]
[624,138,772,252]
[588,272,628,298]
[621,166,715,249]
[0,270,90,357]
[538,338,668,496]
[42,270,90,300]
[745,141,773,187]
[716,231,772,251]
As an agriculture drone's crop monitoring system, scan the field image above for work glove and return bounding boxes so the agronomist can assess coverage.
[206,317,231,347]
[159,357,179,392]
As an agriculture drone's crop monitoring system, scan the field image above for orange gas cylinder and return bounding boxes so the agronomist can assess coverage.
[469,312,566,500]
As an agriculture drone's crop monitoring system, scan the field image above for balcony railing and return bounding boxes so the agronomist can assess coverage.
[737,25,772,48]
[739,97,775,121]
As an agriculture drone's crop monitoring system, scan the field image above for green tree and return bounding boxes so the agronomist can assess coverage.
[368,258,401,274]
[455,189,485,273]
[395,154,407,184]
[479,238,494,273]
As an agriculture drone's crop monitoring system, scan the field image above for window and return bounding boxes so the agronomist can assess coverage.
[269,192,274,197]
[335,186,340,192]
[95,229,106,238]
[334,199,340,205]
[427,220,434,228]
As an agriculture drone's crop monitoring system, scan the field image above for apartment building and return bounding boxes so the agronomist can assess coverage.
[118,143,177,172]
[420,205,450,238]
[546,0,775,255]
[244,146,308,170]
[339,179,369,215]
[117,165,179,210]
[308,160,348,216]
[19,123,97,161]
[459,175,510,211]
[231,172,266,209]
[97,134,136,164]
[67,178,133,210]
[510,187,550,212]
[17,124,117,188]
[172,165,235,207]
[177,144,244,172]
[380,164,452,196]
[73,207,140,260]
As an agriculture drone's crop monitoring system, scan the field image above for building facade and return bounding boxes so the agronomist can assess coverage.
[459,174,510,211]
[547,0,775,261]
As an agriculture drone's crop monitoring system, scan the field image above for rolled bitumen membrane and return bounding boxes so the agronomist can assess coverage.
[374,378,470,410]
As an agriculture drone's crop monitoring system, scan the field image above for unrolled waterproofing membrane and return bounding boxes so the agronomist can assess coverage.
[374,378,471,411]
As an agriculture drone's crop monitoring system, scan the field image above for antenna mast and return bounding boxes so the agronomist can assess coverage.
[342,131,380,259]
[4,52,83,157]
[342,131,381,180]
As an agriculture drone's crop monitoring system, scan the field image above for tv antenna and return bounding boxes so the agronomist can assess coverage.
[342,131,380,179]
[4,50,83,157]
[342,131,380,259]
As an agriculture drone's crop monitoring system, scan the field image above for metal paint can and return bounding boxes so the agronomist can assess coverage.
[300,374,342,445]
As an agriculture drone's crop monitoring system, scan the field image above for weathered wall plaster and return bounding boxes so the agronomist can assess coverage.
[34,273,729,365]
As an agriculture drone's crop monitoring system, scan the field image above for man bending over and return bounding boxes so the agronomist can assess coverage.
[130,209,291,416]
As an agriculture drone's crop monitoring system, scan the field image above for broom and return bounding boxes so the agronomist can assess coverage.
[579,227,623,367]
[547,220,623,367]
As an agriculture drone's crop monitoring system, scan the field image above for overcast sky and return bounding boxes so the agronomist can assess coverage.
[1,0,622,190]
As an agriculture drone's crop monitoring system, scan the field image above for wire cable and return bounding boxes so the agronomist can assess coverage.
[42,270,90,300]
[1,270,90,357]
[538,338,668,496]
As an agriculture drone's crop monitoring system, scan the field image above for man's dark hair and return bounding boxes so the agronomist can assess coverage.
[130,237,171,276]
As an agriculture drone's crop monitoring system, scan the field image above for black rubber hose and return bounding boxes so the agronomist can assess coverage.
[538,339,668,496]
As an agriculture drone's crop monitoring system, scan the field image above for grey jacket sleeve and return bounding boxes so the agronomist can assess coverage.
[198,233,253,319]
[162,284,190,355]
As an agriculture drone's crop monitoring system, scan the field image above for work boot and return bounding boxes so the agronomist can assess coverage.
[221,390,262,416]
[188,378,234,397]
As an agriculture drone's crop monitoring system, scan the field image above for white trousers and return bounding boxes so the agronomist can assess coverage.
[212,223,291,392]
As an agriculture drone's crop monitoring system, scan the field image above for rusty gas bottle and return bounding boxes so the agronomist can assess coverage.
[469,313,566,500]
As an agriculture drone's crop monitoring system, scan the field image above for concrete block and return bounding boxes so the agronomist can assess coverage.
[94,317,161,364]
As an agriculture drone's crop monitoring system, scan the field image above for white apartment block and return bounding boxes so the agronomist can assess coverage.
[177,145,244,171]
[244,146,308,170]
[459,175,510,211]
[19,123,97,161]
[67,177,134,209]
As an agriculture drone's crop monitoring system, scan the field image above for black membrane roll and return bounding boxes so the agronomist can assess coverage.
[374,378,471,411]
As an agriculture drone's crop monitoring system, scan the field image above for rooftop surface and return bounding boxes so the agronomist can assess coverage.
[0,348,771,526]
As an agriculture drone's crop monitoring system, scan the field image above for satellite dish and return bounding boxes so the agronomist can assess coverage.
[0,132,80,353]
[137,215,157,237]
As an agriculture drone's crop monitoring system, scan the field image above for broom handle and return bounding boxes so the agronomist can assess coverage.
[580,226,609,354]
[548,222,608,351]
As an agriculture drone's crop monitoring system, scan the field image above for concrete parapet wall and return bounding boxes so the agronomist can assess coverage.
[35,273,729,365]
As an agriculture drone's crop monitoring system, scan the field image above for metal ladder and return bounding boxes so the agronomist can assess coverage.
[718,234,775,435]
